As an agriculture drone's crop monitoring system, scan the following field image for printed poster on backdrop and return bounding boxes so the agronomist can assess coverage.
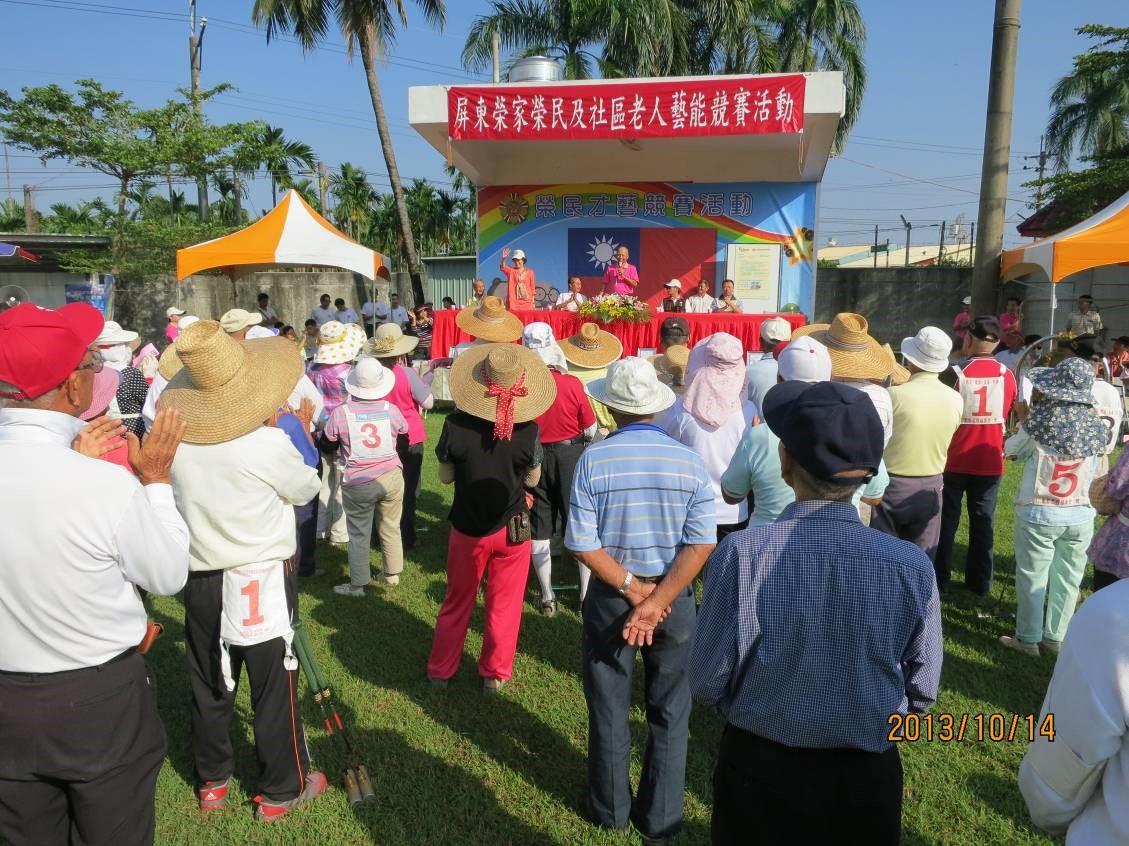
[726,243,781,311]
[64,274,114,317]
[476,182,815,315]
[448,75,806,141]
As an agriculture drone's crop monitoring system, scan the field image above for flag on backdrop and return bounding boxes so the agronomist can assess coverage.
[567,228,641,285]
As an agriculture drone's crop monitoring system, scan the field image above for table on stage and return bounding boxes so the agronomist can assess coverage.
[430,310,807,359]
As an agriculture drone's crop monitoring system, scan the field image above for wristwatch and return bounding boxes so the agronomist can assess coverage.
[617,572,634,595]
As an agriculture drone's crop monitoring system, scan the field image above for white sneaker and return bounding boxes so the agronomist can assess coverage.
[377,573,400,585]
[333,583,365,597]
[999,635,1039,656]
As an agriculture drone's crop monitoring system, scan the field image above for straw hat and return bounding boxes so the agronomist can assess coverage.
[157,344,183,380]
[315,321,366,365]
[792,313,890,381]
[81,366,121,421]
[158,320,304,445]
[365,322,419,359]
[346,357,395,400]
[881,343,910,386]
[560,322,623,369]
[650,344,689,392]
[455,296,523,342]
[449,343,556,433]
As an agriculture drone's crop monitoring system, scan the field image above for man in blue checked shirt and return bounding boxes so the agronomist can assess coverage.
[688,380,942,846]
[566,357,716,846]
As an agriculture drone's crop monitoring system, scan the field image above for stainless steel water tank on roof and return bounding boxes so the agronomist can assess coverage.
[507,56,564,83]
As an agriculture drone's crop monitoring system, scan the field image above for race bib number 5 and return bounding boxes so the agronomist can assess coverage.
[1033,452,1091,507]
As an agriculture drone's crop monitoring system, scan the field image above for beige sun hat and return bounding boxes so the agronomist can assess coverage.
[219,308,262,334]
[157,320,303,445]
[94,320,138,347]
[560,322,623,369]
[791,313,890,381]
[315,321,366,365]
[449,343,556,434]
[365,322,419,359]
[650,344,690,392]
[455,295,523,342]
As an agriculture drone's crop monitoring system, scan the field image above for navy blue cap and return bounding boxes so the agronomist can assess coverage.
[763,381,883,483]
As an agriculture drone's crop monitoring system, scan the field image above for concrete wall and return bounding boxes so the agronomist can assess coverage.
[815,267,973,345]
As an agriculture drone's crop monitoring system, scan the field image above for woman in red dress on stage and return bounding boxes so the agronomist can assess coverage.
[500,247,536,310]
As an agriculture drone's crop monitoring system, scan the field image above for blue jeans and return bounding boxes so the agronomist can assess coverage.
[582,577,695,839]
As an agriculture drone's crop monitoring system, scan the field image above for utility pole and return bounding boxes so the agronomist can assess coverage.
[1023,134,1050,209]
[189,0,209,222]
[318,161,329,214]
[938,220,947,265]
[2,137,11,200]
[872,224,879,268]
[900,215,913,267]
[22,185,38,232]
[971,0,1022,315]
[492,30,501,83]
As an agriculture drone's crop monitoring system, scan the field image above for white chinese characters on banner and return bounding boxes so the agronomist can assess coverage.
[448,76,806,141]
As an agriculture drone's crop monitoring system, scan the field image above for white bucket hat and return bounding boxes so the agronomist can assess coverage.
[219,308,262,334]
[345,356,395,400]
[664,279,682,291]
[900,326,952,373]
[760,316,792,344]
[178,315,199,332]
[94,320,138,346]
[778,337,832,383]
[522,321,569,372]
[166,306,186,317]
[586,356,676,416]
[245,325,277,340]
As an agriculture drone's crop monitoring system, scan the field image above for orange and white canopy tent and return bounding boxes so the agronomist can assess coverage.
[176,189,391,281]
[1001,190,1129,283]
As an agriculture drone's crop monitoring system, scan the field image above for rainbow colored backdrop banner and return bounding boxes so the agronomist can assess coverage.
[476,181,815,314]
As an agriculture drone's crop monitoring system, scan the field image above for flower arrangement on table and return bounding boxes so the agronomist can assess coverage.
[576,294,652,325]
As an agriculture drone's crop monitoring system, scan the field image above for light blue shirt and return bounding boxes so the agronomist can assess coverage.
[566,422,716,576]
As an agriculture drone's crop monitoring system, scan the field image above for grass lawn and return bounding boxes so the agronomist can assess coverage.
[144,410,1080,845]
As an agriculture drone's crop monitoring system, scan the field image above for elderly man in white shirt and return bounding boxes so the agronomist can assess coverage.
[684,279,717,314]
[335,297,360,325]
[0,302,190,846]
[554,277,589,311]
[159,319,326,822]
[1019,580,1129,843]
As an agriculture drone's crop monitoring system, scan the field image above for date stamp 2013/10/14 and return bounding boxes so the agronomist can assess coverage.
[887,712,1055,743]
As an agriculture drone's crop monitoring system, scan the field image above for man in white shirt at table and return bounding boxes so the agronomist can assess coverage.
[0,302,190,846]
[685,279,717,314]
[554,277,589,312]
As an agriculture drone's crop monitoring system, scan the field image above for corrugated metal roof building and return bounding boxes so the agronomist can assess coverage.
[422,255,477,306]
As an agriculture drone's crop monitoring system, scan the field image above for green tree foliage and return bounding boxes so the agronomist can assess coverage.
[462,0,865,144]
[1026,147,1129,231]
[1046,25,1129,170]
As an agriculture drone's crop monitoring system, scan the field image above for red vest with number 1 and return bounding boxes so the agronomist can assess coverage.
[945,356,1017,477]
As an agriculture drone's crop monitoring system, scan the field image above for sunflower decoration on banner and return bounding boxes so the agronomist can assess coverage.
[499,192,529,226]
[782,226,815,266]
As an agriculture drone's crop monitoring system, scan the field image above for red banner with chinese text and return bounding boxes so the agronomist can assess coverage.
[447,75,805,141]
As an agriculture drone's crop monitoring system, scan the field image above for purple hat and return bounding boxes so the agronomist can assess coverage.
[81,366,121,421]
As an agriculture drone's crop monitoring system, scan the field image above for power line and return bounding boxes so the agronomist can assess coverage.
[835,157,1031,204]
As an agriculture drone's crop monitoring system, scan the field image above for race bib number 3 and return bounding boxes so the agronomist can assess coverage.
[346,411,396,461]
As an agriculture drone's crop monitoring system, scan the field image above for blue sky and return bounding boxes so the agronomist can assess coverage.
[1,0,1125,249]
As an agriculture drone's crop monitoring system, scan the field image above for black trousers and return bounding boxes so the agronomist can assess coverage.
[295,498,319,576]
[716,517,750,543]
[934,472,1002,594]
[531,440,585,540]
[0,653,167,846]
[712,725,902,846]
[1093,569,1121,592]
[183,569,310,802]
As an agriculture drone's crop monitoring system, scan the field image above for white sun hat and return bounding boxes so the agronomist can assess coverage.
[586,356,676,416]
[94,320,138,347]
[778,337,832,383]
[511,249,526,260]
[664,279,682,290]
[900,326,953,373]
[345,356,395,400]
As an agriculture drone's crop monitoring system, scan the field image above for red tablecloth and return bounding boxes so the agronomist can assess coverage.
[430,311,807,359]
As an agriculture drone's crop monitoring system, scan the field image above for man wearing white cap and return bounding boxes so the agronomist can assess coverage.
[872,327,963,560]
[166,306,187,343]
[745,316,791,413]
[219,308,262,341]
[659,280,685,312]
[566,357,715,843]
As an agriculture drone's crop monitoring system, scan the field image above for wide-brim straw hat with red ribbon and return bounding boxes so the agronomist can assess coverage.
[449,343,557,440]
[560,322,623,369]
[791,312,891,382]
[455,295,523,343]
[158,320,303,445]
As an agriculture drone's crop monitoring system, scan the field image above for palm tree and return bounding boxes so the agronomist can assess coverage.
[775,0,866,146]
[680,0,781,76]
[330,162,376,241]
[405,178,439,255]
[288,177,322,212]
[369,191,403,259]
[1046,66,1129,171]
[0,197,26,231]
[254,124,318,206]
[463,0,607,80]
[252,0,446,305]
[42,201,101,234]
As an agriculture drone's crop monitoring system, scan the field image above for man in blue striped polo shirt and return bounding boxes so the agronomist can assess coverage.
[566,357,716,845]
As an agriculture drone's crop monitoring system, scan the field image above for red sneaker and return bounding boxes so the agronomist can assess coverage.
[197,779,229,811]
[253,772,328,822]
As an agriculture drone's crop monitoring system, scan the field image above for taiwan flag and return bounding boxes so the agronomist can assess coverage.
[566,226,717,306]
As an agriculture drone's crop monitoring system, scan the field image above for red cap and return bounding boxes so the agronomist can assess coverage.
[0,303,105,400]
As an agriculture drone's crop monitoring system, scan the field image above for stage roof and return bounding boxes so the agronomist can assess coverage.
[409,72,845,187]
